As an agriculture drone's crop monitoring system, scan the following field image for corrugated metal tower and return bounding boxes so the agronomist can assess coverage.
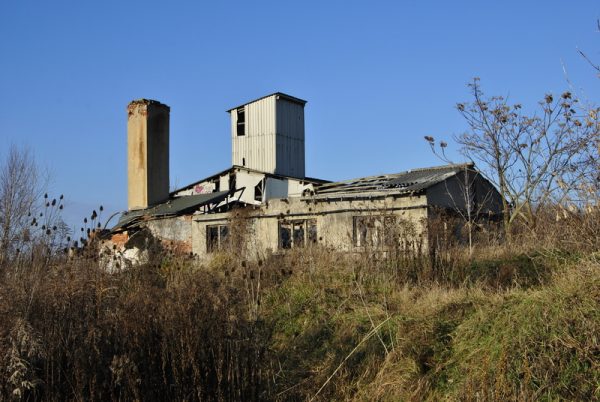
[228,92,306,178]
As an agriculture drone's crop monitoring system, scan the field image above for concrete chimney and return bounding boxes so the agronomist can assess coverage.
[127,99,170,210]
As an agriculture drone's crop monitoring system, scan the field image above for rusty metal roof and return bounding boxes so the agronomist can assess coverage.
[311,163,474,198]
[113,190,231,231]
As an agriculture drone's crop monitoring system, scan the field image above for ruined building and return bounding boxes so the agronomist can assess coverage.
[109,93,503,262]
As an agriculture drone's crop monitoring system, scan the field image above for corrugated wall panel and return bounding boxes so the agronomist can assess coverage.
[275,99,305,178]
[232,95,277,173]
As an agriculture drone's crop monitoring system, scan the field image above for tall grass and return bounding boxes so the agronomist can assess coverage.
[0,208,598,401]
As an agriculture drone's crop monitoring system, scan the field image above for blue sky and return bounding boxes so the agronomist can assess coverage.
[1,1,599,229]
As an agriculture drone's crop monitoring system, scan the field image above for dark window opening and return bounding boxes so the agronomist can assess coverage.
[308,221,317,244]
[236,107,245,136]
[207,226,219,253]
[254,180,264,202]
[207,224,229,252]
[279,224,291,249]
[279,219,316,249]
[229,173,236,192]
[293,222,305,247]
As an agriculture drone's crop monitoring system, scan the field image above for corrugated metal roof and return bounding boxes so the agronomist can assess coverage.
[311,163,474,198]
[113,191,231,231]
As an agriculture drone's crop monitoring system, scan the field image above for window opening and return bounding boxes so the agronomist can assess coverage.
[293,222,305,247]
[279,224,292,249]
[308,221,317,244]
[236,107,245,136]
[254,179,264,202]
[229,173,236,192]
[353,215,396,247]
[278,219,316,249]
[207,224,229,252]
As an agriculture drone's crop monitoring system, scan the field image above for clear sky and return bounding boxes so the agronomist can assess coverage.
[1,1,599,229]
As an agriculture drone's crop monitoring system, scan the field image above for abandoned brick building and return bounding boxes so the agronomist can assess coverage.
[109,93,503,263]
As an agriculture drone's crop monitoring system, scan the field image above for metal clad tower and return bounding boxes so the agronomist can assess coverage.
[229,93,306,178]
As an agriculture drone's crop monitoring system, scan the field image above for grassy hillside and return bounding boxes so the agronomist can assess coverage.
[0,228,598,400]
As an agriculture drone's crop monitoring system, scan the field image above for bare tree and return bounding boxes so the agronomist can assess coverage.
[420,141,500,256]
[577,19,600,76]
[0,146,40,265]
[451,79,599,233]
[0,146,67,267]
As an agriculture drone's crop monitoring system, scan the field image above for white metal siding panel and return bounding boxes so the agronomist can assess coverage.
[231,110,239,166]
[287,179,312,197]
[248,96,276,173]
[232,95,277,173]
[219,174,229,192]
[264,177,288,200]
[236,170,266,204]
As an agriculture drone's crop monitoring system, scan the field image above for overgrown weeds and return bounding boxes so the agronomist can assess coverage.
[0,211,598,401]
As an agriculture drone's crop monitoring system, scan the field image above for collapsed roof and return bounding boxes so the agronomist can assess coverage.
[311,163,475,199]
[113,190,231,231]
[112,163,479,231]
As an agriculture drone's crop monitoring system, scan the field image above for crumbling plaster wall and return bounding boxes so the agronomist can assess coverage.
[144,215,193,253]
[191,194,429,261]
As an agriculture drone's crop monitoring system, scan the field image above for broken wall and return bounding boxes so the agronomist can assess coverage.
[191,194,429,262]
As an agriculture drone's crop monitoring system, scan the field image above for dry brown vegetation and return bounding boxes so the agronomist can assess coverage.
[0,206,598,401]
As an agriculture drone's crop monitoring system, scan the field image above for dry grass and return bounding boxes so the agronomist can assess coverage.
[0,209,598,401]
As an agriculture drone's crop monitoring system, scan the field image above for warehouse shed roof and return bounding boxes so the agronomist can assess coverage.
[312,163,475,198]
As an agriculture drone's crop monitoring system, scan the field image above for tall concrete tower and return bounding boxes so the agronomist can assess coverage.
[127,99,170,210]
[228,92,306,178]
